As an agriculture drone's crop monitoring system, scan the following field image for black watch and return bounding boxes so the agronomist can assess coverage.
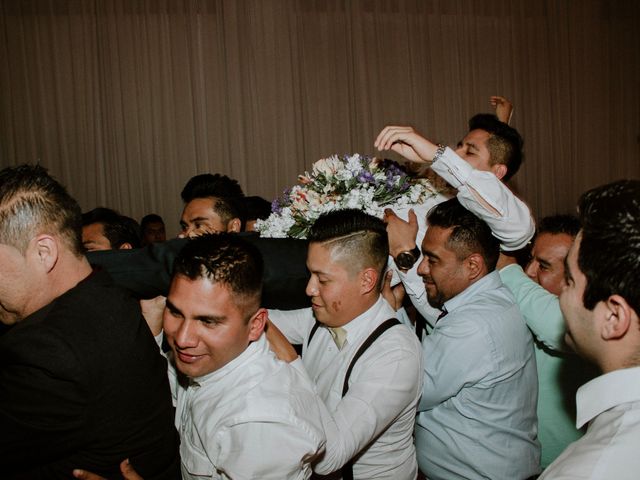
[394,246,420,271]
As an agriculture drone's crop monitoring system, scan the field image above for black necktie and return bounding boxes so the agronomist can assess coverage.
[436,307,448,323]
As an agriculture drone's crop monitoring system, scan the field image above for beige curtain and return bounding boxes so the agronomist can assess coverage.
[1,0,638,236]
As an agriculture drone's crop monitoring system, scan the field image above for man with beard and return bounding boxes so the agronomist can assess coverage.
[414,198,540,479]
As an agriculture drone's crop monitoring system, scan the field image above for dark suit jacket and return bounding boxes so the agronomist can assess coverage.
[0,271,181,479]
[87,234,311,310]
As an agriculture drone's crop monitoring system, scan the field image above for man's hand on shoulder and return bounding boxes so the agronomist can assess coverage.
[265,319,299,363]
[139,296,166,336]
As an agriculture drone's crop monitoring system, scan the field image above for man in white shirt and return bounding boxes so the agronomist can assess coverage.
[375,113,534,323]
[147,234,326,480]
[540,180,640,479]
[267,209,423,480]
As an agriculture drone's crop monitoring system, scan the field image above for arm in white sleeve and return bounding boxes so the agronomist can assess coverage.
[431,148,535,251]
[268,308,315,345]
[292,340,423,474]
[499,264,568,352]
[216,421,324,479]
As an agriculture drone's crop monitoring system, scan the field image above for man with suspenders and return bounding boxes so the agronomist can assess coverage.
[267,209,423,480]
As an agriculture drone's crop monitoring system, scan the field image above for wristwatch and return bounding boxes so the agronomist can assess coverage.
[394,246,421,271]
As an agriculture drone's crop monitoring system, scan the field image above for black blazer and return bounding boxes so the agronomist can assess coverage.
[87,234,311,310]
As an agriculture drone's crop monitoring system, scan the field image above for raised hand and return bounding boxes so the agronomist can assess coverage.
[374,126,438,163]
[489,96,513,124]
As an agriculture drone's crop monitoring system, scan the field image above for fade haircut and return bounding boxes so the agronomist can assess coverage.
[308,209,388,290]
[180,173,245,203]
[0,164,83,255]
[468,113,524,182]
[172,234,263,319]
[82,207,141,249]
[577,180,640,314]
[427,198,500,271]
[537,214,581,238]
[211,196,245,226]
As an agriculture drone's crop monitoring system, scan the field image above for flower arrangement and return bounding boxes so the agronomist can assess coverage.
[255,153,442,239]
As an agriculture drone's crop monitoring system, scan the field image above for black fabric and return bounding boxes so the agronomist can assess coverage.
[87,234,311,310]
[0,270,181,479]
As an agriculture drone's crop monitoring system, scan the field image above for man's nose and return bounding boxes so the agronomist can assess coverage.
[175,319,198,348]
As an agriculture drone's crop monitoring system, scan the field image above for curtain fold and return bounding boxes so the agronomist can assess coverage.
[1,0,638,236]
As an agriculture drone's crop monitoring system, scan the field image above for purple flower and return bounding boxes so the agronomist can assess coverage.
[357,171,375,183]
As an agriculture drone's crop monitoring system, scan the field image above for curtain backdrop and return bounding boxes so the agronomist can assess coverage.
[1,0,638,236]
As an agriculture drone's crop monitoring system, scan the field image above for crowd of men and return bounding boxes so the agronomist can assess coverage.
[1,97,639,480]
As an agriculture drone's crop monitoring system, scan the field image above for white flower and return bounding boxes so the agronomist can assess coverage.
[312,156,342,177]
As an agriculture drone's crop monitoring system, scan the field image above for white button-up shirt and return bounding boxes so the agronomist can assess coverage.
[170,335,326,480]
[540,366,640,479]
[395,147,536,324]
[270,296,423,479]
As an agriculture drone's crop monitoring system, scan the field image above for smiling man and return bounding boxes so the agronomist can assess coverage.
[159,234,325,479]
[415,198,540,479]
[267,209,423,479]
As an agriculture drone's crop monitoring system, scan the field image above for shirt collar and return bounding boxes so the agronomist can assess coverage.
[576,366,640,428]
[339,295,392,345]
[190,334,268,386]
[442,270,502,316]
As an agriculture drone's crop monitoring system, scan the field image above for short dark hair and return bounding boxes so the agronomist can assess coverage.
[242,196,272,221]
[0,164,83,255]
[537,214,581,238]
[211,196,245,225]
[180,173,245,203]
[308,209,388,288]
[427,198,500,271]
[172,234,263,317]
[141,213,164,230]
[468,113,524,181]
[577,180,640,314]
[82,207,141,249]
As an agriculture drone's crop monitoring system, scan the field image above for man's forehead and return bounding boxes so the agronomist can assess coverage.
[461,129,491,146]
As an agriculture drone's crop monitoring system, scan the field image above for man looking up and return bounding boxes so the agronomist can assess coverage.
[0,165,180,478]
[143,234,325,479]
[539,180,640,479]
[267,209,423,479]
[416,198,540,479]
[376,113,534,323]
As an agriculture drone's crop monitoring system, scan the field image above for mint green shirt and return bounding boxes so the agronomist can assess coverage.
[500,264,597,468]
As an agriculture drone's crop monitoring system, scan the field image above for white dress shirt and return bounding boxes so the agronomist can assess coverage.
[169,335,326,480]
[270,296,423,479]
[415,271,541,480]
[539,366,640,479]
[396,147,536,323]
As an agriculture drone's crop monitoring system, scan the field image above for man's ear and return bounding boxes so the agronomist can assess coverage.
[360,267,379,295]
[248,308,267,341]
[601,295,634,340]
[33,235,58,274]
[118,243,133,250]
[491,163,508,180]
[464,253,485,281]
[227,218,242,233]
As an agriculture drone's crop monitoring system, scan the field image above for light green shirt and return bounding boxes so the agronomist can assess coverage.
[500,264,597,468]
